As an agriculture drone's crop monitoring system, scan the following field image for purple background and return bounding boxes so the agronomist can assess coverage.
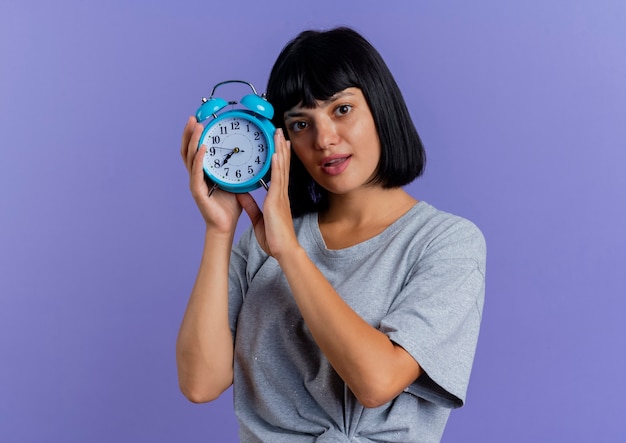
[1,0,625,441]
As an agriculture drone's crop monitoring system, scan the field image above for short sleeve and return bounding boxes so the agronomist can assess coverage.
[227,227,267,338]
[379,219,486,408]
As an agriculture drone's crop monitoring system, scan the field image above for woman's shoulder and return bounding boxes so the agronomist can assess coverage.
[415,201,482,234]
[409,201,486,262]
[394,201,481,236]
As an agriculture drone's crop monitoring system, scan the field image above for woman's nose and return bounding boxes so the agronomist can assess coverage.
[314,117,339,150]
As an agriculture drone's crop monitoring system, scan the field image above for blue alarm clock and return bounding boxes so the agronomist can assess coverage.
[195,80,276,194]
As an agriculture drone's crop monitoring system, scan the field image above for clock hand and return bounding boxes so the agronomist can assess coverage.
[221,147,244,166]
[213,146,237,151]
[222,152,234,165]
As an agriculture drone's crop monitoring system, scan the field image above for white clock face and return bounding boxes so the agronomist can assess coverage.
[200,116,270,185]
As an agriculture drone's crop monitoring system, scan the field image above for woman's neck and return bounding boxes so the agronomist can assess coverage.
[318,186,417,249]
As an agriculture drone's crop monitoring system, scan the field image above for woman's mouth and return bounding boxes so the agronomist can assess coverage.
[320,155,351,175]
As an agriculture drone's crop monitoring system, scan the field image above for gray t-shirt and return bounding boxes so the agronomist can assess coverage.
[227,201,486,442]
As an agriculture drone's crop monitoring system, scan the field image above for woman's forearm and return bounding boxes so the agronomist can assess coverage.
[176,229,236,403]
[276,246,422,408]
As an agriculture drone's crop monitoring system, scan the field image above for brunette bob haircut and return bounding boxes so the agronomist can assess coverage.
[266,27,426,217]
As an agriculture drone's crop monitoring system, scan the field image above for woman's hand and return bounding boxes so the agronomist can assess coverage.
[180,116,242,233]
[238,128,299,260]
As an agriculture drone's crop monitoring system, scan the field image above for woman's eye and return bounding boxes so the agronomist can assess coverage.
[335,104,352,116]
[291,121,308,132]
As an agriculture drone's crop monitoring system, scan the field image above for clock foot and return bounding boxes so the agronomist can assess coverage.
[208,183,219,197]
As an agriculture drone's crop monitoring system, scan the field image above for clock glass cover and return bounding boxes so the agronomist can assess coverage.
[200,112,272,190]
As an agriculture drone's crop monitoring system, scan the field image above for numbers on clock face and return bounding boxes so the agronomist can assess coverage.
[201,117,269,184]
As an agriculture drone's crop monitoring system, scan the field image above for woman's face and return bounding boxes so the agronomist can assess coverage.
[283,87,381,196]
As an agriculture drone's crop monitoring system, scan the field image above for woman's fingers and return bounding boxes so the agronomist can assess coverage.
[190,145,208,194]
[180,117,195,164]
[188,123,204,172]
[180,117,204,173]
[271,128,291,195]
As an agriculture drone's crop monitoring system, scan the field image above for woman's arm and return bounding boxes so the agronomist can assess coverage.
[176,229,236,403]
[176,117,242,403]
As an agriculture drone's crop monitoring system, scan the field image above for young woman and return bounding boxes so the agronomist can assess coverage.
[177,27,486,442]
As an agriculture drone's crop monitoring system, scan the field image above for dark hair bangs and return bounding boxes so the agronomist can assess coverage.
[268,37,363,127]
[289,66,358,109]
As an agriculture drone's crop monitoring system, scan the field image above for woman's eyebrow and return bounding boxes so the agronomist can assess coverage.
[326,90,355,102]
[284,91,356,120]
[284,109,306,120]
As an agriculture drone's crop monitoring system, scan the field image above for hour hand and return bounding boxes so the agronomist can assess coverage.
[222,152,234,165]
[222,147,242,166]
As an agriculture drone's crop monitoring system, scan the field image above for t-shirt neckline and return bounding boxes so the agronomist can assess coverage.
[307,201,427,255]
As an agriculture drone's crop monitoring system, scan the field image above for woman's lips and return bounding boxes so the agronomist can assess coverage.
[320,155,351,175]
